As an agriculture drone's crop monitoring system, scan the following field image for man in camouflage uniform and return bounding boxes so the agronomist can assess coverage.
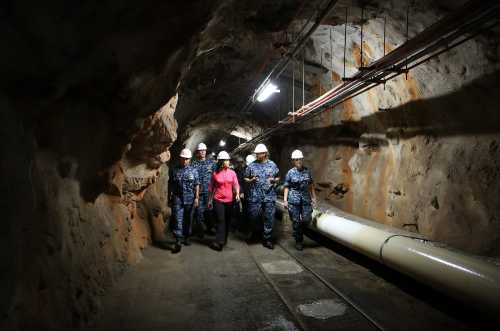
[169,148,200,253]
[192,142,217,236]
[283,149,317,251]
[244,144,279,249]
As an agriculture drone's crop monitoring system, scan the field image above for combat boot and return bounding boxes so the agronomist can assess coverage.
[295,241,303,251]
[172,239,182,254]
[262,240,274,250]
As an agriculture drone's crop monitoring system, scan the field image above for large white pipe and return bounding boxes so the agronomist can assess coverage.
[276,200,500,316]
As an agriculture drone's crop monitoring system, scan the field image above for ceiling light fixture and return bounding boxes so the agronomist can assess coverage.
[256,82,280,102]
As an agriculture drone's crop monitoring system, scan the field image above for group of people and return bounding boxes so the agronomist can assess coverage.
[168,142,317,254]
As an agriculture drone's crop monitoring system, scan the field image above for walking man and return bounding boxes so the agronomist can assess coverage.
[192,142,217,236]
[244,144,279,249]
[169,148,200,253]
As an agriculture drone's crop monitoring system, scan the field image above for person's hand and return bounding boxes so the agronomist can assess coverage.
[193,197,199,208]
[239,192,244,199]
[207,200,213,209]
[283,201,288,209]
[312,197,317,207]
[235,195,241,203]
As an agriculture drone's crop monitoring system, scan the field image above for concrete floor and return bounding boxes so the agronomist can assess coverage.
[91,228,482,331]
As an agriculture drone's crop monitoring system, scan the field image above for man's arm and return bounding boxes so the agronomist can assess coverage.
[233,171,240,201]
[193,184,200,207]
[309,170,317,206]
[283,187,289,209]
[244,166,257,183]
[309,183,317,206]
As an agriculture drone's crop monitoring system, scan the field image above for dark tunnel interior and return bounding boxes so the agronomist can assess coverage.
[1,0,500,330]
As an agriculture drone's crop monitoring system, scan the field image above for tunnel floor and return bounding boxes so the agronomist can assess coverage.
[91,227,478,331]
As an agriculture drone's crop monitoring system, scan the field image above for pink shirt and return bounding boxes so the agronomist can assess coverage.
[209,168,240,203]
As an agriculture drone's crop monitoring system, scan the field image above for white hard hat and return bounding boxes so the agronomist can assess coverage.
[253,143,268,153]
[245,154,256,164]
[217,151,230,160]
[196,142,207,151]
[179,148,192,158]
[291,149,304,159]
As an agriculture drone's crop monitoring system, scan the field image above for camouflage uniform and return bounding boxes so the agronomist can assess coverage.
[233,165,247,232]
[192,158,217,229]
[169,165,200,239]
[284,167,313,243]
[244,160,279,241]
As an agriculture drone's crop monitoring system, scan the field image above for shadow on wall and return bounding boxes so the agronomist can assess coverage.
[273,71,500,255]
[283,71,500,144]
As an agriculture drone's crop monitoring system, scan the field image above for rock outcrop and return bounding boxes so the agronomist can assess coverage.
[0,1,217,329]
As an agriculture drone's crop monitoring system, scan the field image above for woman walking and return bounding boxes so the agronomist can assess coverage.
[283,150,317,251]
[208,151,240,251]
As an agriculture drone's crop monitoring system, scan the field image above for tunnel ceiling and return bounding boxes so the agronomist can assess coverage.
[173,0,484,151]
[174,0,310,150]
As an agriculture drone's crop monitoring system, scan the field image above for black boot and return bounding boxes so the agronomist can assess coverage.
[262,240,274,250]
[246,232,258,244]
[295,241,303,251]
[209,242,223,252]
[171,240,182,254]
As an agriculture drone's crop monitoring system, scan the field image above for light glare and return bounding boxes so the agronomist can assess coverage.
[256,82,280,102]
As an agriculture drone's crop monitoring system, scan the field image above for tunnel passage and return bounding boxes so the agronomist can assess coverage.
[1,0,500,330]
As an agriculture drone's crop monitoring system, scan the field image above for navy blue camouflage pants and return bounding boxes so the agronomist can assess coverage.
[194,192,212,231]
[248,201,276,241]
[288,203,312,243]
[172,198,194,240]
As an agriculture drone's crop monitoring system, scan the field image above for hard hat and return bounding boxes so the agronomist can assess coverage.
[291,149,304,159]
[196,142,207,151]
[245,154,256,164]
[217,151,230,160]
[179,148,192,158]
[253,143,268,153]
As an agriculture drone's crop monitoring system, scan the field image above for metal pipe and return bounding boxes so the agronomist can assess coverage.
[343,6,348,79]
[276,200,500,317]
[330,26,334,87]
[405,1,409,79]
[360,6,364,68]
[302,51,305,106]
[292,59,295,123]
[383,16,386,90]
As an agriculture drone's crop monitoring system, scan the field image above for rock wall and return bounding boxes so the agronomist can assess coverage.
[0,93,177,330]
[272,2,500,256]
[0,1,218,329]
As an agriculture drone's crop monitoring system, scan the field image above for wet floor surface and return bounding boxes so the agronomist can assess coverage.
[91,231,481,331]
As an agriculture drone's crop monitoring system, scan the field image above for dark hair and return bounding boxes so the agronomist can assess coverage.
[215,159,230,173]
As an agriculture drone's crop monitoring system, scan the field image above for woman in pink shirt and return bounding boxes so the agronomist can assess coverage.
[208,151,240,251]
